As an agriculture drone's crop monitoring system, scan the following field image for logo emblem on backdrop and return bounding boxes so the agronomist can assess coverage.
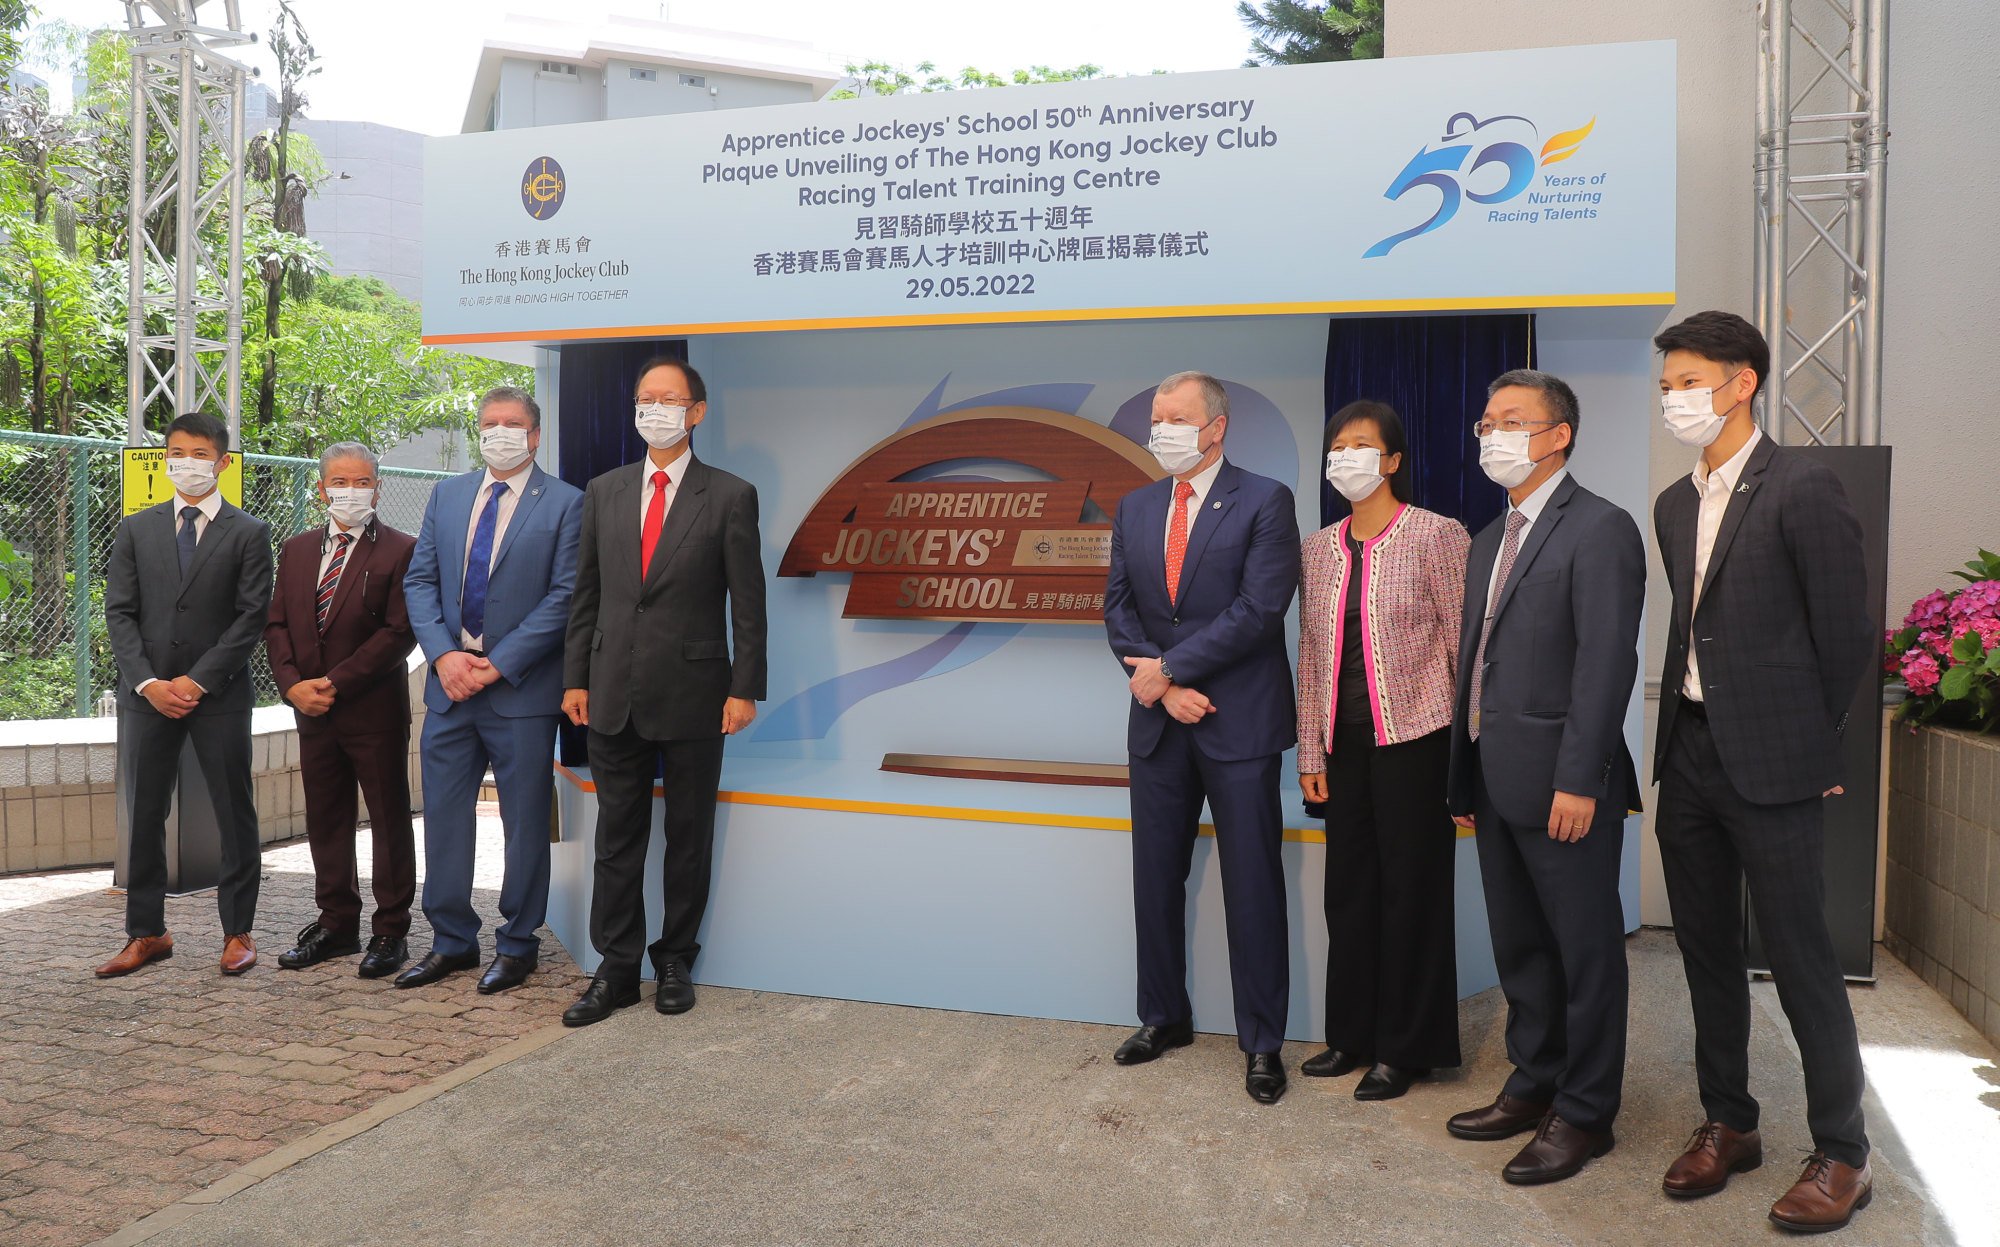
[778,408,1160,624]
[1364,113,1596,258]
[520,156,566,220]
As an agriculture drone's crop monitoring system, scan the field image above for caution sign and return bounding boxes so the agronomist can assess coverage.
[121,448,245,516]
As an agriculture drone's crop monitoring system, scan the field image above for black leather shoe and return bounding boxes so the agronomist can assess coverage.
[276,922,361,970]
[563,977,641,1027]
[1245,1052,1288,1104]
[1447,1091,1555,1141]
[392,949,479,989]
[1113,1021,1194,1065]
[1301,1048,1369,1078]
[357,935,408,980]
[477,952,537,994]
[1355,1063,1427,1101]
[1502,1113,1615,1185]
[654,960,696,1014]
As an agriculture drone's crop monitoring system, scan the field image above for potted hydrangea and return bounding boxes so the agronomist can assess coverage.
[1883,549,2000,731]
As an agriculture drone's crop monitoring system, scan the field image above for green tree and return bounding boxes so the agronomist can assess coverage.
[249,0,321,442]
[1238,0,1384,66]
[832,61,1106,99]
[0,1,33,83]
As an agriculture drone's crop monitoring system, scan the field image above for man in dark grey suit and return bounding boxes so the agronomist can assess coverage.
[1651,311,1876,1233]
[1444,370,1645,1185]
[97,412,273,979]
[559,357,767,1027]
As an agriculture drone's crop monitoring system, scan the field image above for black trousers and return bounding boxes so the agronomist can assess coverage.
[1655,710,1869,1167]
[586,722,725,987]
[1473,753,1628,1135]
[1129,721,1289,1055]
[299,727,416,939]
[120,708,261,939]
[1321,726,1461,1069]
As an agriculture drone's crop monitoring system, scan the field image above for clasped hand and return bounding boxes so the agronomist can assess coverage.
[286,676,336,717]
[142,675,204,720]
[435,650,501,702]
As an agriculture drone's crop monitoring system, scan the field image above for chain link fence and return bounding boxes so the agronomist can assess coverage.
[0,429,453,721]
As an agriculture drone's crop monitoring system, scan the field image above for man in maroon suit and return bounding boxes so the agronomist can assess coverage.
[265,441,420,978]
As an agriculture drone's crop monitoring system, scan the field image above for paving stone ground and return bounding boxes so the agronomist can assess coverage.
[0,810,584,1247]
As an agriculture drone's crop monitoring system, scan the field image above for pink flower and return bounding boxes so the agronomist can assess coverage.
[1951,616,2000,652]
[1905,589,1951,631]
[1920,628,1950,657]
[1901,649,1941,697]
[1948,580,2000,619]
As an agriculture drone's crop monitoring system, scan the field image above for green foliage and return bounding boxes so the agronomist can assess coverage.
[832,61,1108,99]
[1949,548,2000,585]
[1238,0,1384,66]
[0,1,31,81]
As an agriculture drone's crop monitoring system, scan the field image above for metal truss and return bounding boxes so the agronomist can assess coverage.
[1753,0,1889,446]
[122,1,252,446]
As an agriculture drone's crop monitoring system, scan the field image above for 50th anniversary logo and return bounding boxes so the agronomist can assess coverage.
[1366,111,1600,257]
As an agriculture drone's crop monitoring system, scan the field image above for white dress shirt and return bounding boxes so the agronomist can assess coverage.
[1163,455,1226,549]
[1484,466,1569,615]
[460,469,528,650]
[317,520,359,589]
[639,450,691,539]
[1683,429,1763,701]
[136,488,226,694]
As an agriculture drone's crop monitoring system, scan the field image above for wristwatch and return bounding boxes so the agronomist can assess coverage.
[1157,658,1176,686]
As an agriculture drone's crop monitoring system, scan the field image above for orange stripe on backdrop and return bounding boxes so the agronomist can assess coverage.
[423,291,1677,345]
[552,763,1479,841]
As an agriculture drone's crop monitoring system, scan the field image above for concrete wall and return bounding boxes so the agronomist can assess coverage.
[0,668,430,877]
[603,60,815,119]
[295,117,425,300]
[494,59,606,130]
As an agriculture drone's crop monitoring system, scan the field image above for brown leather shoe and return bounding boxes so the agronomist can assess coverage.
[1502,1113,1615,1185]
[1770,1152,1872,1233]
[1663,1121,1763,1198]
[220,933,258,976]
[1446,1091,1554,1141]
[95,933,174,978]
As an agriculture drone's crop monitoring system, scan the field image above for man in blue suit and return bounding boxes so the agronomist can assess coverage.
[397,386,584,994]
[1103,370,1301,1105]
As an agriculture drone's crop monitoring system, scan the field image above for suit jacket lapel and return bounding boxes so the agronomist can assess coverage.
[490,466,548,573]
[1490,474,1576,626]
[1131,478,1171,601]
[1692,437,1775,619]
[1173,462,1238,601]
[177,503,237,600]
[642,457,708,594]
[321,524,375,634]
[1461,518,1501,668]
[1667,483,1699,638]
[607,463,643,588]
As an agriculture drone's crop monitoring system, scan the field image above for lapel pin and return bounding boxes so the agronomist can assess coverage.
[1736,483,1751,494]
[531,487,542,496]
[1211,501,1221,509]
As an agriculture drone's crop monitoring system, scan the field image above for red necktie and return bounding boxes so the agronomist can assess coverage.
[640,470,670,580]
[1165,481,1195,603]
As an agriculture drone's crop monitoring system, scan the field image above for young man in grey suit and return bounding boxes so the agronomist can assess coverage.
[1444,371,1646,1185]
[559,357,767,1027]
[97,412,274,978]
[1651,311,1877,1233]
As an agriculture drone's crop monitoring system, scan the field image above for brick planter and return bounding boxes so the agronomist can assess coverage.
[1884,722,2000,1047]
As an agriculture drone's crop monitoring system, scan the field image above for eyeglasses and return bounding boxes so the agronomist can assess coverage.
[1472,418,1560,438]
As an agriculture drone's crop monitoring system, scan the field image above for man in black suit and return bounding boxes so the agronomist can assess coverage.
[1650,311,1876,1233]
[559,356,768,1027]
[1444,370,1645,1184]
[97,412,274,978]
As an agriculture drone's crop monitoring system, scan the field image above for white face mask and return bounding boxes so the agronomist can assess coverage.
[324,486,377,530]
[1148,421,1207,474]
[634,403,689,450]
[1324,448,1386,502]
[479,425,533,472]
[1478,429,1542,489]
[1660,380,1742,448]
[165,456,218,497]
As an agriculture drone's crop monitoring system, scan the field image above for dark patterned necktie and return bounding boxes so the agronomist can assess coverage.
[176,506,200,578]
[316,533,352,632]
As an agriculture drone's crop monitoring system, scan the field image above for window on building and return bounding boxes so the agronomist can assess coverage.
[540,61,578,76]
[678,73,706,88]
[629,68,658,81]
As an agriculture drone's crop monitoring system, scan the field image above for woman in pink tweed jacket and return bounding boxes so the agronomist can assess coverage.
[1296,401,1470,1102]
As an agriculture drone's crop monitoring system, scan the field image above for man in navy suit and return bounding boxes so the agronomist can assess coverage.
[397,386,584,994]
[1103,370,1301,1104]
[1444,369,1645,1185]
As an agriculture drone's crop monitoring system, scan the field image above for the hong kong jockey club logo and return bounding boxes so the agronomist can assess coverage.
[521,156,566,220]
[1365,112,1596,257]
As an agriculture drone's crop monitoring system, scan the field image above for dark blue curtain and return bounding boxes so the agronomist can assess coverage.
[1320,314,1533,534]
[557,339,689,488]
[554,338,686,767]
